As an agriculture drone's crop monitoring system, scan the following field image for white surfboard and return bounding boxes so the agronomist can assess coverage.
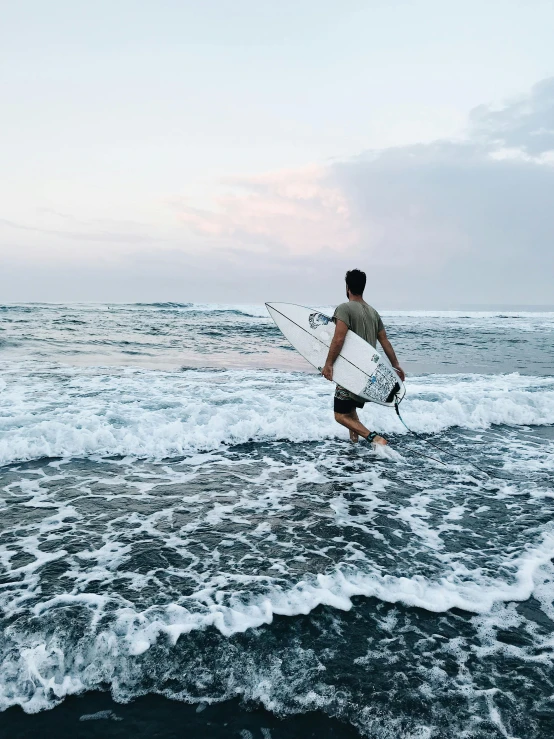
[266,303,405,407]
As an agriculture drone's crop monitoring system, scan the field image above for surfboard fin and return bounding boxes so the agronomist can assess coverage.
[385,382,401,404]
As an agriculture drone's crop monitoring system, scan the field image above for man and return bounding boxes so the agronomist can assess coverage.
[322,269,405,446]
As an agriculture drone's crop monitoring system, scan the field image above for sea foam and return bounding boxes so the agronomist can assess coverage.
[0,366,553,466]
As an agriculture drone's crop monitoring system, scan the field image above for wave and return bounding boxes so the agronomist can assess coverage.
[128,303,269,318]
[41,532,554,639]
[133,302,195,309]
[0,302,270,318]
[381,310,554,318]
[2,534,553,714]
[0,368,553,467]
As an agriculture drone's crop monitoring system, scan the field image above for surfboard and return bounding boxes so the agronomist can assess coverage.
[266,302,405,407]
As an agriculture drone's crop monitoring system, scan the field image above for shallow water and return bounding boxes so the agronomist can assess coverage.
[1,303,553,738]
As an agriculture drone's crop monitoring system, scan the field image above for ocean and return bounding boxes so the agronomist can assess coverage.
[1,302,553,739]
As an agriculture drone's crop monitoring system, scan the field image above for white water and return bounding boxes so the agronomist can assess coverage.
[2,305,554,736]
[1,364,553,466]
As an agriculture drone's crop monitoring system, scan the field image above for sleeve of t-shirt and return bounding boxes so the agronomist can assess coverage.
[333,303,351,327]
[376,312,385,333]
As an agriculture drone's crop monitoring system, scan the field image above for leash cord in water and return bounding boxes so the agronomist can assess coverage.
[394,401,511,481]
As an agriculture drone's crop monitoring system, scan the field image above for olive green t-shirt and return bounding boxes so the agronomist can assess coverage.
[333,301,384,348]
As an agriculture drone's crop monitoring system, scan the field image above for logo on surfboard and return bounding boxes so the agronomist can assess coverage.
[308,312,331,329]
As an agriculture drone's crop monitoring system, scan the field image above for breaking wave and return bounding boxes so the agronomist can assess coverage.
[1,366,553,466]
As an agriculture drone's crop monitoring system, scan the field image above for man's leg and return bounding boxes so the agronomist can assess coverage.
[334,409,387,445]
[347,410,360,443]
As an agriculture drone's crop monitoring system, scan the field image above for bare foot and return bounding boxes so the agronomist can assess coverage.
[371,435,388,446]
[349,430,359,444]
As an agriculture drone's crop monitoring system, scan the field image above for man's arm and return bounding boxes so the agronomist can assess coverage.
[377,328,405,382]
[322,319,348,381]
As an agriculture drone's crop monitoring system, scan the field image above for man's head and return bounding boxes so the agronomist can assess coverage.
[345,269,366,298]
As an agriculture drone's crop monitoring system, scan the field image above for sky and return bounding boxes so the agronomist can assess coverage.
[1,0,554,307]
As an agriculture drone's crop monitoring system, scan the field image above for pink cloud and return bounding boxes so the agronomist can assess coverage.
[173,156,474,269]
[176,166,361,255]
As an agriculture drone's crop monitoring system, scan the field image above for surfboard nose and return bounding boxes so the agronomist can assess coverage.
[265,302,283,315]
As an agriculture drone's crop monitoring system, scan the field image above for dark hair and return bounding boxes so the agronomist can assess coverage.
[345,269,366,296]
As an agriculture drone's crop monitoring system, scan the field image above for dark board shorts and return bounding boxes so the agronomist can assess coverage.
[334,385,366,415]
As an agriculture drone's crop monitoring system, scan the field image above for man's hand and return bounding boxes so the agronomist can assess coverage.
[393,366,405,382]
[322,320,347,383]
[377,329,405,383]
[322,363,333,381]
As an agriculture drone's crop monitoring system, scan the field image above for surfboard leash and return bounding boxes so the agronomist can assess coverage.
[393,400,512,482]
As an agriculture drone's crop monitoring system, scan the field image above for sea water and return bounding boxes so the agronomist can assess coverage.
[1,303,553,738]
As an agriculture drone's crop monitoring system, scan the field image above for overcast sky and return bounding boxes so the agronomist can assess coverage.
[1,0,554,307]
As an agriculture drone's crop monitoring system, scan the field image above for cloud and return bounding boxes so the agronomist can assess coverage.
[469,77,554,156]
[176,166,359,255]
[167,77,554,305]
[2,78,553,305]
[0,216,160,244]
